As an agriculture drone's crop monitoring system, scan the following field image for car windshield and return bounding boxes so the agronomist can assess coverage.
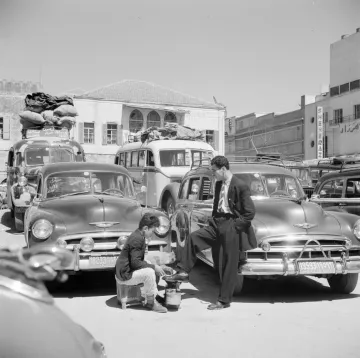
[25,147,75,166]
[159,150,213,167]
[45,171,135,199]
[235,173,304,200]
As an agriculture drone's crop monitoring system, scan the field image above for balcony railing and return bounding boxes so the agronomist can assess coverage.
[328,114,360,127]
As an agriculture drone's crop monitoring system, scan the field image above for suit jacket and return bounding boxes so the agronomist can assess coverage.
[212,175,257,251]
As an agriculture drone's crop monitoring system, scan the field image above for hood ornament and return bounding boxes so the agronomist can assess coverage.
[293,223,318,230]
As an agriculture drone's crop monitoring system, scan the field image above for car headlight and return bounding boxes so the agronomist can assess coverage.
[18,176,28,187]
[155,215,170,237]
[32,219,53,240]
[261,241,271,252]
[353,220,360,240]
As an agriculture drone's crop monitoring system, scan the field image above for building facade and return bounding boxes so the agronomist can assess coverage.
[73,80,226,163]
[304,28,360,159]
[225,100,308,160]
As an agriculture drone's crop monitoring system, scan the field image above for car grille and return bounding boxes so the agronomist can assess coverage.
[303,187,314,199]
[268,239,346,247]
[60,232,168,252]
[247,249,360,260]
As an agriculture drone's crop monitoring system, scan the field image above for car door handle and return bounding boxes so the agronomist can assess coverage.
[338,203,347,206]
[179,204,188,208]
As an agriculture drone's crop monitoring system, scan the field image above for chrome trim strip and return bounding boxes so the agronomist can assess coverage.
[263,235,349,243]
[59,232,133,241]
[65,239,168,251]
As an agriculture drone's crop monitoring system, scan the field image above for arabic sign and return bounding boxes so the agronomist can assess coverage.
[26,127,69,139]
[316,107,324,159]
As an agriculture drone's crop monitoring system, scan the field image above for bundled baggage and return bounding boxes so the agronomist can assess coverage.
[139,123,205,143]
[18,92,78,136]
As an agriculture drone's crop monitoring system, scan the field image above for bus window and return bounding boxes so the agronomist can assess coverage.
[125,152,131,167]
[160,150,186,167]
[139,150,146,167]
[131,151,139,167]
[147,151,155,167]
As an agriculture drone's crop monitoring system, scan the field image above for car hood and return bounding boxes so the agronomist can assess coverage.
[39,194,142,234]
[253,198,341,239]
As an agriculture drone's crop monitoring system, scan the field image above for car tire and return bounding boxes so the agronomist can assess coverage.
[14,211,24,232]
[327,273,358,294]
[233,274,245,296]
[166,196,176,216]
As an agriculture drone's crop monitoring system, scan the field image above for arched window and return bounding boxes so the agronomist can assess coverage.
[129,109,144,133]
[164,112,177,124]
[147,111,160,128]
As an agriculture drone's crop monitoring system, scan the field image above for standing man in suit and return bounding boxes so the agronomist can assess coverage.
[167,156,256,310]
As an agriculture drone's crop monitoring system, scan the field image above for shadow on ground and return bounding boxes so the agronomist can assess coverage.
[181,261,360,304]
[0,209,21,235]
[51,260,360,305]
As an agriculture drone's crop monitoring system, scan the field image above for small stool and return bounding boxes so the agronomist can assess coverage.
[115,276,144,310]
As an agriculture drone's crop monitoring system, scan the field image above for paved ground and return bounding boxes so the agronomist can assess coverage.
[1,209,360,358]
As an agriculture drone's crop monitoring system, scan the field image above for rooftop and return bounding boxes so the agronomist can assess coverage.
[76,80,223,110]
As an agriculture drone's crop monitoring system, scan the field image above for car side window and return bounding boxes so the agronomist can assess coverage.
[200,176,214,201]
[179,179,190,199]
[187,177,201,201]
[125,152,131,168]
[345,178,360,198]
[119,153,125,166]
[319,178,344,198]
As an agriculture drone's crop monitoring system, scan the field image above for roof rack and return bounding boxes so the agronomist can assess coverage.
[23,126,70,140]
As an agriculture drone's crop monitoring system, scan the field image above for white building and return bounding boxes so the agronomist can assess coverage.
[305,28,360,159]
[73,80,225,162]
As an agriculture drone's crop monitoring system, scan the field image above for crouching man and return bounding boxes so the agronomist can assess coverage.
[115,213,168,313]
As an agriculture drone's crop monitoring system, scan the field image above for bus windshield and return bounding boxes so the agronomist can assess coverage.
[159,150,214,167]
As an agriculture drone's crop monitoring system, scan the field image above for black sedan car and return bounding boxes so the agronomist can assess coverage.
[24,162,172,273]
[171,160,360,294]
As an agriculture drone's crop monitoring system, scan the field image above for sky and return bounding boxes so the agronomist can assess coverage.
[1,0,360,117]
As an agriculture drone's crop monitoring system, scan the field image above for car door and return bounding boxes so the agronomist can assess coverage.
[189,175,216,266]
[342,176,360,216]
[312,177,345,212]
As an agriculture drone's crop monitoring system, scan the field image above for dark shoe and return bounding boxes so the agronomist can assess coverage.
[156,295,166,306]
[207,301,230,310]
[163,272,189,283]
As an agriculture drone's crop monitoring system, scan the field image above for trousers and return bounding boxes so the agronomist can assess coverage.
[118,267,158,297]
[178,216,239,304]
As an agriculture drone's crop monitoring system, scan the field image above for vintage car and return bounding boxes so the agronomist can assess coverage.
[24,162,173,273]
[310,164,360,217]
[7,127,85,231]
[0,245,106,357]
[171,160,360,294]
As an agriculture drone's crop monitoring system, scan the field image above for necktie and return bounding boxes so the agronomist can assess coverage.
[218,183,225,213]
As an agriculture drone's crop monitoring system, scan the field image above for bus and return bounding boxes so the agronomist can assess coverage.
[114,139,215,215]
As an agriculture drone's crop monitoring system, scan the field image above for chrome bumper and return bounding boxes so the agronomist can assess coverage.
[240,258,360,276]
[63,247,173,272]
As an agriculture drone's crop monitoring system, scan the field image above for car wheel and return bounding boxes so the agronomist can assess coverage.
[233,274,244,296]
[166,196,176,216]
[14,211,24,232]
[327,273,358,294]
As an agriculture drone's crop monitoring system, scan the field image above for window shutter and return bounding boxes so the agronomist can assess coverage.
[102,123,107,145]
[3,117,10,140]
[117,124,123,146]
[78,122,84,144]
